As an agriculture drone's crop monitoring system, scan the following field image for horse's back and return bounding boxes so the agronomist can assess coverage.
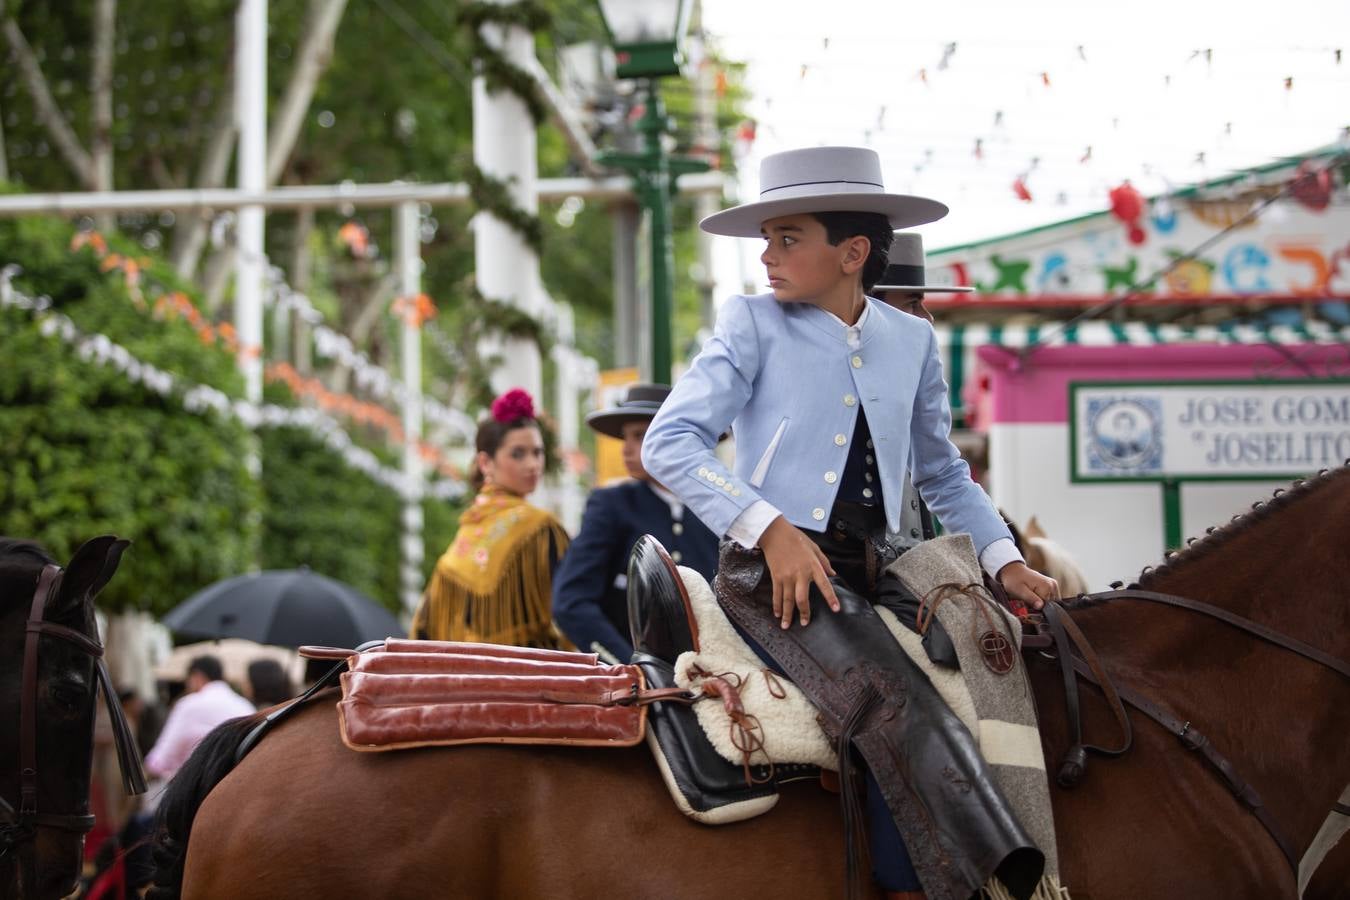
[183,698,855,899]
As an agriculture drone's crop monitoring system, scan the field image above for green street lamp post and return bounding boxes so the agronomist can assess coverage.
[595,0,709,386]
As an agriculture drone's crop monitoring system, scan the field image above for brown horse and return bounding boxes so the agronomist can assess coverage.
[147,465,1350,900]
[1,535,140,900]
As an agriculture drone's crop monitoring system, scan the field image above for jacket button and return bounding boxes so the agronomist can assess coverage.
[706,471,717,482]
[698,466,709,477]
[851,355,862,368]
[865,455,874,465]
[843,394,856,406]
[910,499,919,509]
[732,488,741,496]
[672,522,684,535]
[834,434,846,446]
[812,508,825,521]
[824,471,837,484]
[671,551,683,563]
[911,528,921,538]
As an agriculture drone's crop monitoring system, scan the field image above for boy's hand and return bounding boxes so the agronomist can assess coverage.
[758,516,840,628]
[998,561,1058,611]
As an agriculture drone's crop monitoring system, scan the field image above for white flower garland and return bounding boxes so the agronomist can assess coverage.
[2,264,465,502]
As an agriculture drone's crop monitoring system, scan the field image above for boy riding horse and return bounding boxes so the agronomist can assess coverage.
[643,146,1058,900]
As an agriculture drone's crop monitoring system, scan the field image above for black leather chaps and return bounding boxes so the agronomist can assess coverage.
[714,519,1043,900]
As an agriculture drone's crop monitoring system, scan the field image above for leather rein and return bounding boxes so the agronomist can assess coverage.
[0,564,147,885]
[1025,588,1350,873]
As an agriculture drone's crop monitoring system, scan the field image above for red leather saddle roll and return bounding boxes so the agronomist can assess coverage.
[334,639,648,752]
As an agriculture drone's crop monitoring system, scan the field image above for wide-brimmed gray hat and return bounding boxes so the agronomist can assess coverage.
[585,383,671,439]
[700,147,948,238]
[873,232,974,293]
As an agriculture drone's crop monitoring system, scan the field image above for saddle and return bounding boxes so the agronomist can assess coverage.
[627,535,821,824]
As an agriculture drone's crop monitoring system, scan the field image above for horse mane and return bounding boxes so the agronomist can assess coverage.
[147,710,269,900]
[1131,460,1350,591]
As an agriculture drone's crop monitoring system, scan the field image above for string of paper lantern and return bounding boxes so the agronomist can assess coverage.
[1,264,466,500]
[68,229,477,444]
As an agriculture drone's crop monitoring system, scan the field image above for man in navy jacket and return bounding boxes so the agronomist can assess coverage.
[552,383,719,663]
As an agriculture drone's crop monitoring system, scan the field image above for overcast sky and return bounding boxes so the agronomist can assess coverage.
[700,0,1349,294]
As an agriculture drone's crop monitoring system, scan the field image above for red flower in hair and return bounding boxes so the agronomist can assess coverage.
[491,388,536,423]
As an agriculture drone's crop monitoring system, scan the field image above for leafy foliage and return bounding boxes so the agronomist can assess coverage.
[0,211,462,616]
[258,424,462,613]
[0,214,260,615]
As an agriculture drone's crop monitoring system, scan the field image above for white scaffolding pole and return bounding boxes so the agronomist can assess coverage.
[234,0,267,405]
[0,173,728,216]
[472,0,544,400]
[396,202,425,619]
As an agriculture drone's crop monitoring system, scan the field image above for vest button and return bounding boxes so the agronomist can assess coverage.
[812,508,825,521]
[672,522,684,535]
[671,551,683,563]
[862,488,874,499]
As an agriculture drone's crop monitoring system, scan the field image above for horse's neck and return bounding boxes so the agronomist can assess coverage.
[1080,470,1350,854]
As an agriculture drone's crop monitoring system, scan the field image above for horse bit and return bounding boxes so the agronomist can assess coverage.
[1029,588,1350,874]
[0,564,146,887]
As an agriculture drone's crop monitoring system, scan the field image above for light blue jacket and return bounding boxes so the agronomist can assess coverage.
[642,293,1012,556]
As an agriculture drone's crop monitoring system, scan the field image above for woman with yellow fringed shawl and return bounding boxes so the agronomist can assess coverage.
[412,389,571,648]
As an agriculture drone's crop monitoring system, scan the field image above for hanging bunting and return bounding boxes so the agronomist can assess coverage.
[1108,181,1148,245]
[1290,159,1333,212]
[1012,176,1033,202]
[938,42,957,71]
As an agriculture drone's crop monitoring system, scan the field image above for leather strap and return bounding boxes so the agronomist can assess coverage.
[2,558,147,893]
[1064,650,1301,871]
[19,567,60,817]
[1042,602,1132,788]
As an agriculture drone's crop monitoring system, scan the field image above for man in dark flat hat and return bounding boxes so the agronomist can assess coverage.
[872,232,975,553]
[871,231,973,323]
[552,383,720,663]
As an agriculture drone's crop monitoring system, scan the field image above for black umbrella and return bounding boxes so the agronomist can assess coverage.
[162,568,403,649]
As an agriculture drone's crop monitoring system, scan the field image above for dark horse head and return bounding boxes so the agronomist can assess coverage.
[0,535,133,900]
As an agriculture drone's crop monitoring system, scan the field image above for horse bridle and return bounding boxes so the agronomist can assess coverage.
[1028,588,1350,874]
[0,564,147,889]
